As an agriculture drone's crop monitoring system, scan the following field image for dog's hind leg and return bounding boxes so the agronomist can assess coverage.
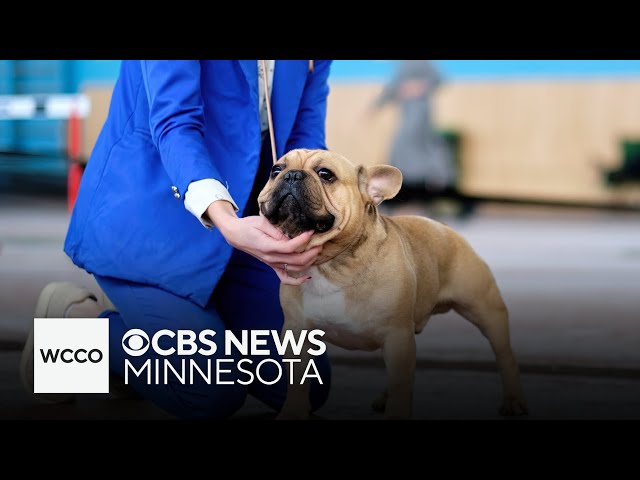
[454,279,528,417]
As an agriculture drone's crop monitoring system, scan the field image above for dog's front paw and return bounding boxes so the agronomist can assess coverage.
[499,396,529,417]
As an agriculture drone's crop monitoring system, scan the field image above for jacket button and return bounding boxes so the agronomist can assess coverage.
[174,192,181,199]
[171,186,178,192]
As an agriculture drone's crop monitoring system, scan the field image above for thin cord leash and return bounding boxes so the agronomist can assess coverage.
[260,60,278,165]
[261,60,314,165]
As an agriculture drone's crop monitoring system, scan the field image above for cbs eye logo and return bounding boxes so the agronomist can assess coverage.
[121,329,150,356]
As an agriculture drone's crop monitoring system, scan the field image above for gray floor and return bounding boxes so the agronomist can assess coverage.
[1,195,640,419]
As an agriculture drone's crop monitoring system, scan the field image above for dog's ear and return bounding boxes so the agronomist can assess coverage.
[359,165,403,206]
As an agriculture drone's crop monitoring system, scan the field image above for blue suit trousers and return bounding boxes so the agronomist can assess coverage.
[97,248,331,419]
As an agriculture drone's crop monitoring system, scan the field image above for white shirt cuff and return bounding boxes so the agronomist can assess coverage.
[184,179,239,229]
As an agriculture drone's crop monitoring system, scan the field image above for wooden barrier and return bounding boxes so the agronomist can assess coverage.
[326,80,640,205]
[83,79,640,206]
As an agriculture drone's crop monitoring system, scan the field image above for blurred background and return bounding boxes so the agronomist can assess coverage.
[0,60,639,419]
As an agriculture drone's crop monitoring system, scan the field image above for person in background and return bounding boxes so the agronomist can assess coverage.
[20,60,333,419]
[370,60,458,213]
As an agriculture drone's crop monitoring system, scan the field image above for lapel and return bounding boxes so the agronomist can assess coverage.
[238,60,258,104]
[271,60,308,157]
[237,60,308,158]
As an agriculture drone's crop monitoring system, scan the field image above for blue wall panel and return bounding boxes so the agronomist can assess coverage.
[66,60,640,87]
[0,60,15,151]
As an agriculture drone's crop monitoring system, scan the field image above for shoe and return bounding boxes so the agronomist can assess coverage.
[96,288,116,312]
[19,282,97,404]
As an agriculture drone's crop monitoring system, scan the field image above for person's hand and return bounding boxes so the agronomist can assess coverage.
[206,201,320,285]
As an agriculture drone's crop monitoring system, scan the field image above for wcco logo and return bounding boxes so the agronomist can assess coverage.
[34,318,109,394]
[40,347,104,364]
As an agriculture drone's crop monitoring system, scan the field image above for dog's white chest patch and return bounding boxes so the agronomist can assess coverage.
[302,269,345,323]
[301,267,378,350]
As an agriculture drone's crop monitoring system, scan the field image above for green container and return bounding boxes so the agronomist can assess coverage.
[439,129,462,173]
[622,140,640,168]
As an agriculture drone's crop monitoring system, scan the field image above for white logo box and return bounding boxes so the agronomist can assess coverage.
[34,318,109,394]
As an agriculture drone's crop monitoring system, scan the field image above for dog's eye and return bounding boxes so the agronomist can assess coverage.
[271,165,283,178]
[317,168,335,182]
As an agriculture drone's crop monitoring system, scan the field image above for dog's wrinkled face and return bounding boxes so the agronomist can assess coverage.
[258,149,402,245]
[258,149,348,239]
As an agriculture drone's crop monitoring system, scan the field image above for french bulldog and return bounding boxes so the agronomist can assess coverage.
[258,149,528,419]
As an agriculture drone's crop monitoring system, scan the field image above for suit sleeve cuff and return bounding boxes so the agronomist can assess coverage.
[184,179,239,229]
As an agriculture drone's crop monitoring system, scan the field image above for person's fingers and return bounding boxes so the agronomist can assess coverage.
[271,266,312,286]
[260,230,313,254]
[277,254,318,272]
[285,275,311,286]
[303,254,319,267]
[262,246,321,266]
[279,262,308,273]
[256,219,289,241]
[284,230,315,252]
[254,234,296,255]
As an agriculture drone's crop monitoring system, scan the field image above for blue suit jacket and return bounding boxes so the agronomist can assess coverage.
[64,60,331,307]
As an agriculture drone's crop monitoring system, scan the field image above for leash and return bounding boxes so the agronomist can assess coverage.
[260,60,278,165]
[260,60,314,165]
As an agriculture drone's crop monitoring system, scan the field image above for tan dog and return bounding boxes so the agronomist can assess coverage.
[258,149,528,419]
